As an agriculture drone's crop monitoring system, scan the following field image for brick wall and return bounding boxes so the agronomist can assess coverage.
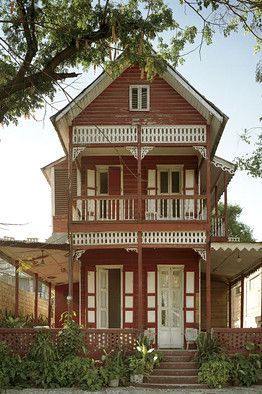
[0,278,48,318]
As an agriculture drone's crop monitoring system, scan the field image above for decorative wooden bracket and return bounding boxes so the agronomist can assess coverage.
[126,248,138,253]
[212,157,235,174]
[193,248,206,261]
[126,146,153,160]
[73,249,86,261]
[193,146,207,159]
[73,147,85,160]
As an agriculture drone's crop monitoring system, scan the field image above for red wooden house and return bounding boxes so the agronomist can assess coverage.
[43,62,238,348]
[1,61,261,353]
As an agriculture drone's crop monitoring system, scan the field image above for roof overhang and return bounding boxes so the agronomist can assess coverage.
[41,156,66,185]
[209,242,262,283]
[0,240,75,286]
[51,62,228,156]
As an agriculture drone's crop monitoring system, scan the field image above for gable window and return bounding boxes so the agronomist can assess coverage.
[129,85,150,111]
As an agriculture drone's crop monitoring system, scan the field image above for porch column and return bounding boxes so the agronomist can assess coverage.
[261,269,262,328]
[240,275,244,328]
[223,172,228,239]
[67,125,74,314]
[14,263,19,317]
[34,273,39,323]
[228,282,232,328]
[48,282,52,327]
[206,125,212,331]
[137,124,143,330]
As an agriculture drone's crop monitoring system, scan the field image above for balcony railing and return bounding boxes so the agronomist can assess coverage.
[72,195,207,222]
[211,216,225,237]
[72,125,206,145]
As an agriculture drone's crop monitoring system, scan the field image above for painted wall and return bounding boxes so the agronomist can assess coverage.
[201,277,228,329]
[55,283,79,327]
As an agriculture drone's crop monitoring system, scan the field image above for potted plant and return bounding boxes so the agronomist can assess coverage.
[128,355,145,384]
[103,351,125,387]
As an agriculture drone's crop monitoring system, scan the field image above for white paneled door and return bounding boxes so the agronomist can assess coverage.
[158,266,184,348]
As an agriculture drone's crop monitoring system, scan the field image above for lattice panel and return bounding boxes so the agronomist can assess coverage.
[0,328,140,358]
[73,232,138,246]
[142,231,206,245]
[141,125,206,144]
[212,328,262,353]
[72,126,138,144]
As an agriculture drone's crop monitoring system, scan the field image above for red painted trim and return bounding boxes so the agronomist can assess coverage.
[34,273,39,322]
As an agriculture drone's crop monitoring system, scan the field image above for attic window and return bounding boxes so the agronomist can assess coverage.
[129,85,150,111]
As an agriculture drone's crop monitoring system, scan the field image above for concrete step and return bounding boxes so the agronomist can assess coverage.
[163,354,197,362]
[159,349,197,357]
[146,375,199,384]
[135,383,207,389]
[158,361,199,369]
[152,368,198,376]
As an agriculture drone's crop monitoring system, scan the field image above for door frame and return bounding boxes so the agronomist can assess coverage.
[157,264,184,348]
[96,265,123,328]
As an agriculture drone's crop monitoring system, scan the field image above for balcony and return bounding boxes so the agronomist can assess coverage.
[72,195,207,222]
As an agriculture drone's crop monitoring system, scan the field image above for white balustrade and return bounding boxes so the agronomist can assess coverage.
[141,125,206,144]
[73,198,136,222]
[145,197,207,221]
[72,125,206,145]
[73,232,138,246]
[211,216,225,237]
[142,231,206,245]
[72,126,137,144]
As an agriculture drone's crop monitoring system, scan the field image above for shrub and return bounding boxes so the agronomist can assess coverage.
[57,312,87,359]
[230,353,259,387]
[0,342,21,389]
[196,331,222,364]
[53,356,94,387]
[198,355,231,388]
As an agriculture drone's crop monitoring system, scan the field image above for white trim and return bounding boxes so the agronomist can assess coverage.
[129,85,150,111]
[157,265,184,348]
[96,265,123,329]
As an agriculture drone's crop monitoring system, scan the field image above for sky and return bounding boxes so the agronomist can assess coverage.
[0,21,261,242]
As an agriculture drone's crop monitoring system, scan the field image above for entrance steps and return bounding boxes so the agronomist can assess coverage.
[138,349,207,389]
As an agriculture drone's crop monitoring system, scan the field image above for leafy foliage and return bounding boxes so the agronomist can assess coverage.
[57,311,87,359]
[0,0,261,125]
[198,355,231,388]
[196,331,222,364]
[217,202,255,242]
[235,130,262,178]
[230,353,259,386]
[0,310,48,328]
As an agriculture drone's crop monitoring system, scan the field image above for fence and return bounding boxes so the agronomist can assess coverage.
[212,328,262,353]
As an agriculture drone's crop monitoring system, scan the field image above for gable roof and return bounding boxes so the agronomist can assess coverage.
[51,62,228,156]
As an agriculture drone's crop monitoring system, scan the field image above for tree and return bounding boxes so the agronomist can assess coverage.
[217,202,255,242]
[235,129,262,178]
[0,0,261,125]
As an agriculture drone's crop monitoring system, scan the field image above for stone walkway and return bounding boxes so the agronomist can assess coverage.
[6,386,262,394]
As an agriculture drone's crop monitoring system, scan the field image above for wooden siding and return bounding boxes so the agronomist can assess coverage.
[55,283,79,327]
[76,248,199,330]
[201,277,228,329]
[73,67,206,126]
[54,167,77,216]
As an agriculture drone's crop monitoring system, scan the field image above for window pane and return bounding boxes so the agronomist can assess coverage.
[131,88,138,109]
[160,172,168,193]
[141,87,148,109]
[100,172,108,194]
[172,172,180,193]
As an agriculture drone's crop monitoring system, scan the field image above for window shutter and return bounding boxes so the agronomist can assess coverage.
[141,87,148,110]
[131,87,139,110]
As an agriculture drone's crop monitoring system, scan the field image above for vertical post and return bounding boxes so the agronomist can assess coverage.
[223,172,228,239]
[14,264,19,317]
[206,125,212,331]
[137,125,143,330]
[214,185,218,236]
[68,126,74,314]
[34,273,39,323]
[48,282,52,327]
[240,275,244,328]
[228,282,232,328]
[79,259,82,325]
[260,268,262,328]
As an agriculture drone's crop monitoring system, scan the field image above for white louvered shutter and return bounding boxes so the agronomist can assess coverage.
[131,87,139,110]
[141,87,148,110]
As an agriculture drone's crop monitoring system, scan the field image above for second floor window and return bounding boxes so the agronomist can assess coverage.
[129,85,150,111]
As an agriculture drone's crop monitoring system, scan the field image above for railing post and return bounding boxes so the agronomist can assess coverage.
[14,262,19,318]
[68,125,74,314]
[34,273,39,323]
[224,172,228,239]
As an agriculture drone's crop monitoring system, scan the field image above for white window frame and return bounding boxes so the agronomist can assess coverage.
[129,85,150,111]
[157,165,183,195]
[96,165,123,195]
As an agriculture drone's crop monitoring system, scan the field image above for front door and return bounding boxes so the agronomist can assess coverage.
[158,266,184,348]
[97,268,122,328]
